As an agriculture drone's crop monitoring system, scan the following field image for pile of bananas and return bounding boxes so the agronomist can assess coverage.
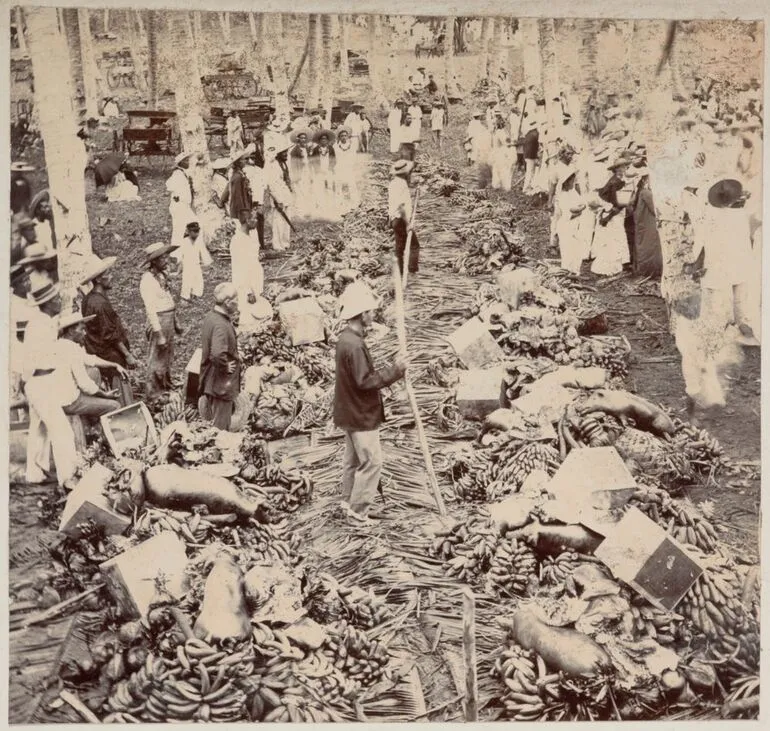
[678,567,755,648]
[492,643,562,721]
[452,225,525,276]
[621,600,687,645]
[485,537,538,597]
[321,621,390,687]
[103,640,248,723]
[430,518,500,583]
[261,465,314,513]
[239,324,296,368]
[296,654,360,704]
[671,421,730,473]
[452,440,561,503]
[240,520,299,566]
[133,508,214,545]
[292,347,334,386]
[251,622,304,661]
[337,585,393,629]
[538,551,581,586]
[628,486,719,553]
[565,413,616,448]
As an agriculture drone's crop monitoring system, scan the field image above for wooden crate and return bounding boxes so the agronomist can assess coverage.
[100,401,159,457]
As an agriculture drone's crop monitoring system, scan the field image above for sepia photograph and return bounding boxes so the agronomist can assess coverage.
[5,2,764,724]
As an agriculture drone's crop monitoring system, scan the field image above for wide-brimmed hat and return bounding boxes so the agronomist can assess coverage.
[290,127,312,143]
[336,125,352,137]
[58,311,96,332]
[338,280,381,320]
[28,189,51,219]
[391,159,415,176]
[268,118,286,131]
[471,109,484,117]
[313,128,336,144]
[593,145,610,162]
[569,203,586,215]
[352,103,364,110]
[143,242,178,265]
[211,157,232,170]
[184,221,201,237]
[27,281,60,307]
[11,161,35,173]
[607,158,628,171]
[232,143,256,162]
[707,179,744,208]
[174,151,193,166]
[713,122,729,134]
[80,255,117,285]
[604,107,621,119]
[19,243,58,267]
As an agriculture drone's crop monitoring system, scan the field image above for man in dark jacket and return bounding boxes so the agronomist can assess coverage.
[228,152,252,224]
[333,281,407,520]
[80,255,136,406]
[199,283,241,430]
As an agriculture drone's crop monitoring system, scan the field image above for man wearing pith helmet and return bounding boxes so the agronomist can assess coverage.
[333,280,407,521]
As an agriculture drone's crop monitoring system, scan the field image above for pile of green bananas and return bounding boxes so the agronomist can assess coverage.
[430,518,500,584]
[337,585,393,630]
[321,621,390,688]
[538,551,581,586]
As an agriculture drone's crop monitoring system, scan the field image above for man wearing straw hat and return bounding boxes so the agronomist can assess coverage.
[228,147,253,224]
[430,99,446,150]
[18,242,58,291]
[56,311,123,419]
[140,242,181,401]
[334,280,407,521]
[23,281,79,490]
[166,151,196,253]
[242,144,267,247]
[389,159,420,279]
[210,157,232,209]
[344,103,365,152]
[199,283,242,431]
[80,256,136,406]
[264,138,294,251]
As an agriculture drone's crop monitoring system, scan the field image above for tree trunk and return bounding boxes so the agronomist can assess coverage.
[77,8,100,118]
[103,9,109,34]
[219,12,231,45]
[306,14,321,107]
[539,18,560,124]
[578,18,599,130]
[444,16,457,96]
[367,15,389,111]
[621,20,635,87]
[26,5,92,303]
[264,14,291,117]
[165,11,222,236]
[479,17,491,80]
[320,15,334,117]
[521,18,542,95]
[127,10,148,91]
[193,11,203,41]
[338,14,350,83]
[489,17,503,83]
[147,10,159,108]
[16,7,29,56]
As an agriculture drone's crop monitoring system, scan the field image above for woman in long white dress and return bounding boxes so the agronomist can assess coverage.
[590,161,630,275]
[333,126,360,215]
[489,115,514,192]
[288,128,313,218]
[554,172,589,273]
[309,129,338,221]
[265,140,293,251]
[177,221,212,301]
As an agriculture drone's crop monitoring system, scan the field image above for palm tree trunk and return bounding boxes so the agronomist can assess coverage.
[77,8,99,118]
[165,11,222,235]
[26,5,92,302]
[578,18,599,132]
[218,12,231,45]
[338,14,350,83]
[539,18,560,123]
[16,7,29,56]
[479,17,491,80]
[307,14,321,107]
[127,10,148,91]
[489,17,504,83]
[147,10,159,108]
[265,14,291,117]
[320,14,334,117]
[520,18,542,95]
[103,9,109,34]
[193,11,203,41]
[367,14,389,111]
[444,16,457,96]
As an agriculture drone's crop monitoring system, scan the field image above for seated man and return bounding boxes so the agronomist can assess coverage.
[56,312,125,419]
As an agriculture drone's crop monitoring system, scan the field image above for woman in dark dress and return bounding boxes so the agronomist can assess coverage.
[631,171,663,279]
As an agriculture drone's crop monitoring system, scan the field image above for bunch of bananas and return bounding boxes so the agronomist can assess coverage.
[322,621,390,687]
[358,257,388,279]
[251,622,304,661]
[104,640,248,723]
[430,518,500,583]
[292,347,334,386]
[241,521,298,567]
[621,601,686,645]
[451,449,492,501]
[239,325,296,368]
[566,414,615,448]
[585,345,629,379]
[539,551,581,586]
[261,465,314,513]
[485,538,538,597]
[133,508,214,545]
[671,422,730,473]
[678,569,751,643]
[492,643,561,721]
[337,585,393,629]
[628,486,719,553]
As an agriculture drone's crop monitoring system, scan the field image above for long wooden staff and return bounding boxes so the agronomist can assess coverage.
[391,257,446,516]
[401,188,420,292]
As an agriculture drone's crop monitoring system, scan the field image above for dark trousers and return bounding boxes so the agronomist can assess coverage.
[199,394,235,431]
[398,143,416,161]
[393,219,419,275]
[624,213,636,269]
[256,211,265,248]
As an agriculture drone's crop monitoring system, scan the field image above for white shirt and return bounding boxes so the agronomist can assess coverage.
[388,177,412,221]
[697,205,753,288]
[23,310,59,380]
[244,163,267,202]
[230,228,264,299]
[54,338,101,406]
[103,100,120,118]
[396,124,420,146]
[139,270,175,332]
[344,112,363,137]
[166,168,192,207]
[430,107,445,131]
[387,108,402,133]
[212,172,228,202]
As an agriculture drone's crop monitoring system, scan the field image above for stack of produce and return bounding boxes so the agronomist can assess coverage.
[430,517,501,584]
[239,463,315,514]
[670,420,730,474]
[450,223,525,275]
[486,536,538,598]
[321,620,390,687]
[451,435,561,502]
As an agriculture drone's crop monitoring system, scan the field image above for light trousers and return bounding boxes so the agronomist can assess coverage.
[341,429,383,515]
[523,159,537,193]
